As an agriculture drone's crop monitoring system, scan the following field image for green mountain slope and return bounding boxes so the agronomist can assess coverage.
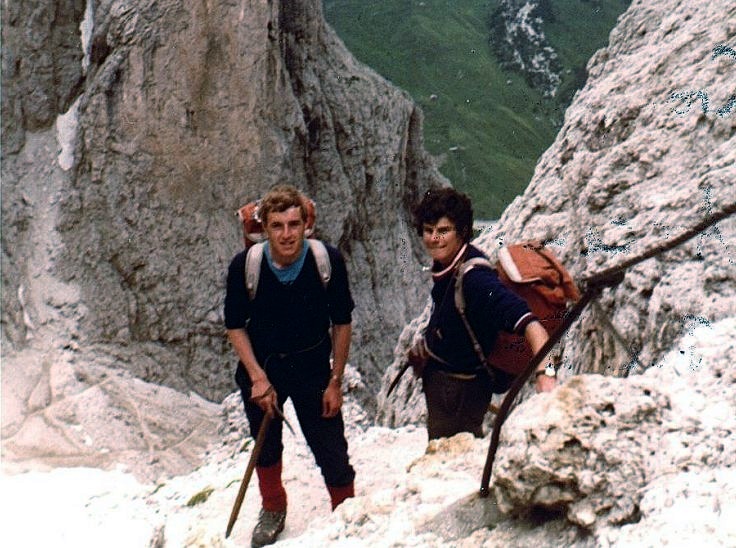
[323,0,629,218]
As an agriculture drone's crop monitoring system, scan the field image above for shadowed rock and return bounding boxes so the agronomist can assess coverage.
[2,0,447,409]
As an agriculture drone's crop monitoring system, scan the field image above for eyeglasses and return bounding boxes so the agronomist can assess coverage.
[422,225,456,239]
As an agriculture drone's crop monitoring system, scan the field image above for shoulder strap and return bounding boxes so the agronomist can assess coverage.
[454,257,494,367]
[454,257,493,313]
[245,242,266,301]
[244,240,331,301]
[307,239,331,287]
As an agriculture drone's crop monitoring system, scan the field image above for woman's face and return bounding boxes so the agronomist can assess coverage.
[422,216,464,266]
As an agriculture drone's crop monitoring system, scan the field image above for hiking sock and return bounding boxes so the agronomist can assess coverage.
[327,481,354,510]
[256,460,287,512]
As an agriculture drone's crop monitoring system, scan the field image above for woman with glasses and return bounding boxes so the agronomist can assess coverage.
[410,188,555,440]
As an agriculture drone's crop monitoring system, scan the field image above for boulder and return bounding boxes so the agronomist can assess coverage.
[493,318,736,537]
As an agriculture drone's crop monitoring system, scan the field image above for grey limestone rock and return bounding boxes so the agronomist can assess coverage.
[1,342,221,482]
[492,317,736,537]
[0,0,86,153]
[2,0,446,407]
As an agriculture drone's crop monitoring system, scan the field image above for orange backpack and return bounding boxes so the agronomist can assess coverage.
[454,241,580,375]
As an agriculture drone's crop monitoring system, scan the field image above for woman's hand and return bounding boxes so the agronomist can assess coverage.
[407,337,429,377]
[534,374,556,393]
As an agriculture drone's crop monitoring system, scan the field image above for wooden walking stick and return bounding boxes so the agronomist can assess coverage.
[225,412,273,538]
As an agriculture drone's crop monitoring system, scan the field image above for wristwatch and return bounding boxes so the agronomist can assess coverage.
[534,364,556,378]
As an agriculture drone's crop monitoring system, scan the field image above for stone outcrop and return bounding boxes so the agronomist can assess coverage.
[378,0,736,425]
[493,317,736,540]
[1,0,86,154]
[2,0,446,408]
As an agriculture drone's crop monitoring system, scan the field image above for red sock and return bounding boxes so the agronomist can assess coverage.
[256,461,287,512]
[327,482,354,510]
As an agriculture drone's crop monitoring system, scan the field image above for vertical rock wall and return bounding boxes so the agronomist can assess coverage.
[485,0,736,378]
[1,0,86,153]
[2,0,447,402]
[1,0,87,345]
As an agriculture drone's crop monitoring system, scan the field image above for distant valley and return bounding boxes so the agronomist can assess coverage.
[324,0,631,218]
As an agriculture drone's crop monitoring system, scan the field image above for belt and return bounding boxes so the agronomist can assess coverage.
[270,334,328,361]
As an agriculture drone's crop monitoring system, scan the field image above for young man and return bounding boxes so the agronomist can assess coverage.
[224,185,355,547]
[410,188,556,440]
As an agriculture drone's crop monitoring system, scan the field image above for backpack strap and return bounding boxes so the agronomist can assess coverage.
[244,239,331,301]
[454,258,494,314]
[454,257,494,368]
[306,239,331,287]
[245,242,266,301]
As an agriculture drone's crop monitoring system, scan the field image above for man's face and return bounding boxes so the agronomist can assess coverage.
[264,206,306,266]
[422,216,463,266]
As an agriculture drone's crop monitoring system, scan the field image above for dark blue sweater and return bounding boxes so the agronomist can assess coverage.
[425,244,531,374]
[224,243,354,363]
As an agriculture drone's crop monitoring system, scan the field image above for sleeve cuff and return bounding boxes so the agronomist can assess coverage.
[513,313,538,334]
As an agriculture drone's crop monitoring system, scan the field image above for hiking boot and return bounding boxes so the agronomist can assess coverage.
[251,508,286,547]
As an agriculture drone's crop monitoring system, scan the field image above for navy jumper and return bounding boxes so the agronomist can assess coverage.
[225,243,356,487]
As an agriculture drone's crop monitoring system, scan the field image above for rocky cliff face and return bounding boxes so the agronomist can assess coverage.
[379,0,735,424]
[1,0,86,154]
[2,0,445,406]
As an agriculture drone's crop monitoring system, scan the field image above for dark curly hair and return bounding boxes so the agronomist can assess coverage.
[413,188,473,243]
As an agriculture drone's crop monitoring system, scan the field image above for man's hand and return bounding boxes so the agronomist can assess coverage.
[228,329,278,415]
[251,378,278,416]
[322,378,343,418]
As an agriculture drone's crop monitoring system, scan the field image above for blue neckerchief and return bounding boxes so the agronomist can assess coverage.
[265,240,308,284]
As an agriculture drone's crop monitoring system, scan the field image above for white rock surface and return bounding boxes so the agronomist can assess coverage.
[1,340,221,482]
[3,319,734,547]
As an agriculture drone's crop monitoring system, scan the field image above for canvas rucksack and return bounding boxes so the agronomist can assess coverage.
[454,241,580,376]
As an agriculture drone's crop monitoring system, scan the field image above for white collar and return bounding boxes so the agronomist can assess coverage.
[431,243,468,280]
